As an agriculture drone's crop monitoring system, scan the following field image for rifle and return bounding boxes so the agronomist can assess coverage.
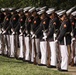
[0,24,2,34]
[70,25,75,66]
[0,27,3,55]
[1,21,10,56]
[33,36,37,65]
[56,41,61,69]
[30,32,37,64]
[47,40,51,67]
[10,20,18,58]
[71,37,75,66]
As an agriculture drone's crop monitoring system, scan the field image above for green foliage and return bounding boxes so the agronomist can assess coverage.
[0,56,69,75]
[59,0,76,10]
[0,0,76,9]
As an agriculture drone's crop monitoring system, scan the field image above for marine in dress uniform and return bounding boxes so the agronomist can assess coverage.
[35,9,49,66]
[23,7,34,62]
[66,6,76,66]
[46,8,60,68]
[26,7,36,63]
[18,10,26,59]
[1,8,11,56]
[9,10,19,57]
[56,10,69,72]
[70,11,76,65]
[30,7,41,64]
[0,9,5,55]
[2,10,12,56]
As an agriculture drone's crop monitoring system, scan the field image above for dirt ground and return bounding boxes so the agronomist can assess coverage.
[68,66,76,75]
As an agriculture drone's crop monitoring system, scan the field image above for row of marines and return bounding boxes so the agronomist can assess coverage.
[0,6,76,72]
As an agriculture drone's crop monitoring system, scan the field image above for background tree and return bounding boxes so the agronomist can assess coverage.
[0,0,76,10]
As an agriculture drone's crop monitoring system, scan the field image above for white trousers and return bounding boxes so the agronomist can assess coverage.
[19,35,24,58]
[31,39,40,62]
[10,34,15,57]
[31,39,35,62]
[71,39,76,64]
[40,41,47,65]
[49,41,57,66]
[74,41,76,64]
[60,45,68,70]
[3,35,8,55]
[24,37,30,61]
[0,34,2,54]
[74,56,76,64]
[6,35,10,56]
[35,39,40,63]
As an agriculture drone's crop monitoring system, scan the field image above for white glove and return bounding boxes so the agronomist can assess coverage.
[2,28,4,31]
[55,40,58,43]
[19,29,22,33]
[54,33,57,41]
[27,34,30,37]
[20,26,23,28]
[30,31,33,35]
[43,32,47,36]
[32,34,36,38]
[71,32,73,37]
[3,30,6,34]
[11,29,13,32]
[72,38,75,41]
[25,30,28,34]
[12,32,15,35]
[43,35,47,40]
[54,33,56,38]
[0,30,2,34]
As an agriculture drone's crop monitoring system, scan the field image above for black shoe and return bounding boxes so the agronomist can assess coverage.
[58,67,61,71]
[0,54,2,55]
[51,65,56,68]
[29,61,33,64]
[9,57,15,58]
[47,65,56,68]
[38,64,46,66]
[16,58,20,60]
[47,65,51,68]
[74,64,76,66]
[18,58,23,60]
[58,68,68,72]
[23,60,30,63]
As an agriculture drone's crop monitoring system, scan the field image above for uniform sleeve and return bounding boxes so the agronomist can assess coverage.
[57,24,67,41]
[32,17,41,32]
[15,21,20,32]
[47,18,58,37]
[3,15,10,30]
[35,18,49,35]
[47,23,54,37]
[35,25,43,35]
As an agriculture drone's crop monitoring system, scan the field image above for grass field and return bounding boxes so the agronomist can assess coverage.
[0,55,69,75]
